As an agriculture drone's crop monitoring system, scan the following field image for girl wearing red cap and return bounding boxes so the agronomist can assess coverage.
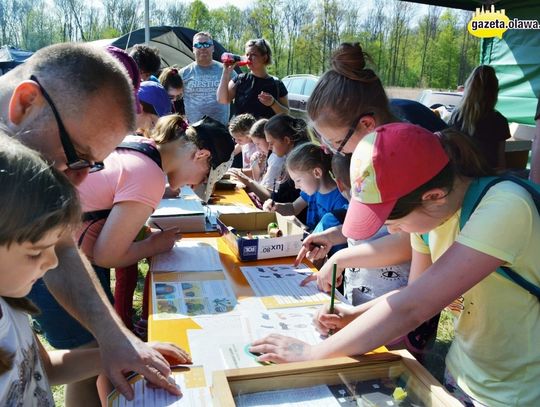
[251,123,540,407]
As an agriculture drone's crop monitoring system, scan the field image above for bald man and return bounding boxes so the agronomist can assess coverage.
[0,42,180,403]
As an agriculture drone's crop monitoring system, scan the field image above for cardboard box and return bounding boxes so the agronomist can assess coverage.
[217,212,307,261]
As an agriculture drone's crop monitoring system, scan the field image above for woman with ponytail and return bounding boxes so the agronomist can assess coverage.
[450,65,510,170]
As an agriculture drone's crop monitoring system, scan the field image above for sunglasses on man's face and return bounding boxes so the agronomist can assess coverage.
[193,41,213,49]
[30,75,104,173]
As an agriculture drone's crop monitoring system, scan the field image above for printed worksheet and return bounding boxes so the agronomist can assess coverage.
[242,307,324,346]
[187,315,260,386]
[151,240,222,272]
[153,280,237,320]
[234,385,342,407]
[240,264,347,309]
[108,372,211,407]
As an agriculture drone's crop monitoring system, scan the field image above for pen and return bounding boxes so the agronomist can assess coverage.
[328,263,337,336]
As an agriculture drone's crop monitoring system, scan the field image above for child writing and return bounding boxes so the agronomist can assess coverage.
[303,153,438,361]
[251,123,540,406]
[228,113,257,172]
[231,118,280,186]
[0,134,190,405]
[263,142,348,232]
[247,118,270,183]
[231,114,308,209]
[305,153,411,304]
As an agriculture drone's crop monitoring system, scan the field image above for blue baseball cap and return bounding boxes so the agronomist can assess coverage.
[138,81,171,117]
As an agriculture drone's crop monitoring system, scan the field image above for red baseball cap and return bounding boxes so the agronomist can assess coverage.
[343,123,449,240]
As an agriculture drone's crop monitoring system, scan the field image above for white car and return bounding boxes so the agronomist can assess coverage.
[418,89,463,111]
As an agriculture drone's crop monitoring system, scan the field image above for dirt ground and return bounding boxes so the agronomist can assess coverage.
[386,86,422,100]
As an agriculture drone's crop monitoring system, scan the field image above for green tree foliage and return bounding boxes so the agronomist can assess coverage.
[0,0,479,90]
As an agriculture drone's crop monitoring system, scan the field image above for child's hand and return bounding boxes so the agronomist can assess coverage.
[313,304,357,336]
[300,260,344,292]
[294,232,333,266]
[229,168,251,185]
[263,199,277,212]
[249,334,313,363]
[150,228,181,254]
[147,342,192,366]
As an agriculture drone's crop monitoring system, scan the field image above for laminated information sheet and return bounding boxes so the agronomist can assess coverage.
[152,280,237,320]
[240,264,347,309]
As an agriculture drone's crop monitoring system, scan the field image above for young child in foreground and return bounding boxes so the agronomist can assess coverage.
[0,134,190,405]
[263,142,348,232]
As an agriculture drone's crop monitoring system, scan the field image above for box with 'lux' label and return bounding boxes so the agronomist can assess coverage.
[217,212,307,261]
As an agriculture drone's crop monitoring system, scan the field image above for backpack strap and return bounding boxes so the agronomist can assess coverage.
[460,175,540,301]
[78,141,162,248]
[78,209,111,247]
[117,141,162,169]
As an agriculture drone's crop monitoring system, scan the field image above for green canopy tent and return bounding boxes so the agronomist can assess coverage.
[402,0,540,125]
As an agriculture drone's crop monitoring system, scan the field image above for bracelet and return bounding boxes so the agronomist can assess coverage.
[270,98,276,106]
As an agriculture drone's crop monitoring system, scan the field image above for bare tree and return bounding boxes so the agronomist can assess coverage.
[282,0,310,75]
[419,5,442,86]
[387,0,414,85]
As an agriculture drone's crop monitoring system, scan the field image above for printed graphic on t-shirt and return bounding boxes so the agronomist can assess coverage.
[345,265,409,306]
[4,342,53,406]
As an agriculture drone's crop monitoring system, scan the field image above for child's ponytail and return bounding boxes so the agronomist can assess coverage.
[437,127,494,178]
[388,127,493,220]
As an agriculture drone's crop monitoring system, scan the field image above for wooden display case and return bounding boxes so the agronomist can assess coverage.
[212,350,460,406]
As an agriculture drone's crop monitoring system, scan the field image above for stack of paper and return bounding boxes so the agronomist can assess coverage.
[148,197,206,233]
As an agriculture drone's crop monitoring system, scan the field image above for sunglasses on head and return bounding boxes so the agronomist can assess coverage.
[30,75,104,173]
[193,41,213,49]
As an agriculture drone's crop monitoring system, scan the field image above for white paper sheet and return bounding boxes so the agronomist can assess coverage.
[234,385,341,407]
[188,315,259,386]
[208,203,261,215]
[152,280,237,320]
[152,198,205,217]
[108,373,211,407]
[242,307,324,346]
[240,264,347,308]
[151,240,222,272]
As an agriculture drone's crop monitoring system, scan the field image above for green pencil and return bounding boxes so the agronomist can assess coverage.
[328,263,337,336]
[329,263,337,314]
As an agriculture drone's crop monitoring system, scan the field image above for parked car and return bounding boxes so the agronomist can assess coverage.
[282,74,319,118]
[418,89,463,111]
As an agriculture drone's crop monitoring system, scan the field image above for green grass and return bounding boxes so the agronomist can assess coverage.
[422,310,455,383]
[41,262,455,405]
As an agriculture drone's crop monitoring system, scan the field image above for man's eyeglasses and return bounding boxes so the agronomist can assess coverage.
[30,75,104,173]
[316,112,374,156]
[193,41,213,49]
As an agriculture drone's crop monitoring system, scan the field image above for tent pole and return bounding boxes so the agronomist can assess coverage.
[144,0,150,44]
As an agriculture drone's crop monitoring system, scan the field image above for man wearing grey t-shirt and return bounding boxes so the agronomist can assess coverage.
[180,32,236,125]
